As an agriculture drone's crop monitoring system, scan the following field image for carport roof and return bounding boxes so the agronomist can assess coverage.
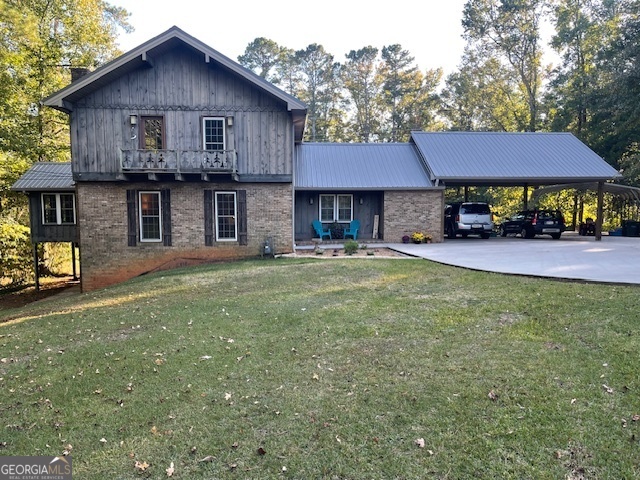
[295,143,435,190]
[411,131,622,187]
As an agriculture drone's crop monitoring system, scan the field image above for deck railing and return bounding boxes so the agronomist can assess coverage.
[120,149,237,174]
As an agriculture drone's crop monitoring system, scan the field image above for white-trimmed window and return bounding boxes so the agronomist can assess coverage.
[42,193,76,225]
[215,191,237,241]
[203,117,225,151]
[139,191,162,242]
[319,194,353,223]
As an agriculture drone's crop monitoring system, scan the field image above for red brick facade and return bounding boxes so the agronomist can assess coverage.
[77,182,293,290]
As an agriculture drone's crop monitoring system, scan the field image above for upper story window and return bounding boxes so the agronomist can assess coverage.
[42,193,76,225]
[320,194,353,223]
[140,116,164,150]
[203,117,225,151]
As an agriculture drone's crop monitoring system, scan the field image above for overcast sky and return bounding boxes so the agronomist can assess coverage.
[110,0,469,77]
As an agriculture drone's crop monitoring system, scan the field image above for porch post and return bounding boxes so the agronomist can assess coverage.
[523,184,529,210]
[71,242,78,281]
[33,242,40,291]
[596,181,604,241]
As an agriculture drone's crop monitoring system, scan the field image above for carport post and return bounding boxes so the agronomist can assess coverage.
[523,184,529,210]
[596,181,604,241]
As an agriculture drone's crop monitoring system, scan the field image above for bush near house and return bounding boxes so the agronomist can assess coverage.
[0,220,31,286]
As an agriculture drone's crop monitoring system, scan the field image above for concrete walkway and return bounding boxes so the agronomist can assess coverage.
[390,232,640,285]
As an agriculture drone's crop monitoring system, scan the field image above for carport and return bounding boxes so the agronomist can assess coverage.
[410,132,622,241]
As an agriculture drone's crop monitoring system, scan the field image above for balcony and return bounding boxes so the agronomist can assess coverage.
[120,149,237,176]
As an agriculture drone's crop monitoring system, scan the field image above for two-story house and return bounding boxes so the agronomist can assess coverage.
[17,26,441,291]
[14,27,623,291]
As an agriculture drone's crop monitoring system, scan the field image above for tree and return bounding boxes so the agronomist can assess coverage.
[295,44,344,142]
[441,48,530,131]
[0,0,130,283]
[341,46,383,142]
[237,37,284,82]
[462,0,546,131]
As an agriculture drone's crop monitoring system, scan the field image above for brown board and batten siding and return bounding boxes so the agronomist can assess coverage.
[70,46,294,179]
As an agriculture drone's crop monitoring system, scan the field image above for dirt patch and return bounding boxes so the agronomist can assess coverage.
[0,277,79,311]
[293,247,409,258]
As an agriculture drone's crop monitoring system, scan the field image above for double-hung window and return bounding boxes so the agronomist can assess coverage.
[139,191,162,242]
[203,117,225,151]
[319,194,353,223]
[215,191,237,241]
[42,193,76,225]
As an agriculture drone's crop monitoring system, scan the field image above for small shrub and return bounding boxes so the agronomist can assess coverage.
[330,222,344,239]
[343,239,359,255]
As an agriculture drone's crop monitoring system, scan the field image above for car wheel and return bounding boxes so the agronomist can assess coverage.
[481,232,490,239]
[520,227,531,239]
[551,233,561,240]
[500,227,507,237]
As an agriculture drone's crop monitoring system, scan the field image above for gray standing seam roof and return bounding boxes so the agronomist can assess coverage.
[411,132,621,186]
[295,143,435,190]
[11,162,74,191]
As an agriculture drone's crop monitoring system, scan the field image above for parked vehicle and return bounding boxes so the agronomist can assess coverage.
[499,209,566,239]
[444,202,493,239]
[578,218,596,236]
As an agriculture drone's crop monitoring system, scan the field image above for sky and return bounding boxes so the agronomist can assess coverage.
[110,0,469,78]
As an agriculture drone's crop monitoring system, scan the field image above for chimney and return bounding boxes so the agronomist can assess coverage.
[70,67,91,82]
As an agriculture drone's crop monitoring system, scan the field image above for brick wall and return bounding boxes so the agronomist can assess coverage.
[383,190,444,242]
[77,182,293,291]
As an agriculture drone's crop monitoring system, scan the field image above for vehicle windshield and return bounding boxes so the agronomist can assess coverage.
[460,204,490,215]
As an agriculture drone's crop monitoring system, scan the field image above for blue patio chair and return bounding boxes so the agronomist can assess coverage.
[343,220,360,240]
[312,220,332,240]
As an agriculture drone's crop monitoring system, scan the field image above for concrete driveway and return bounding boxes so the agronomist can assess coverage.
[391,232,640,285]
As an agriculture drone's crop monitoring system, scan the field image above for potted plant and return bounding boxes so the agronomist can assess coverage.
[411,232,425,244]
[402,235,410,244]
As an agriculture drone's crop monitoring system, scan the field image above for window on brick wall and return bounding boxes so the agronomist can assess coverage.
[204,189,247,246]
[127,189,172,246]
[139,191,162,242]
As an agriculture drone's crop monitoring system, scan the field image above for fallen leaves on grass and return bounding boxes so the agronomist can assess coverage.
[166,462,174,477]
[414,438,425,448]
[602,384,614,394]
[488,390,499,401]
[134,460,150,473]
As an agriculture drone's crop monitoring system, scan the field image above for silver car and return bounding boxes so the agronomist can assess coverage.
[445,202,494,239]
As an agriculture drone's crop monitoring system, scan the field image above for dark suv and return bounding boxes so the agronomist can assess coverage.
[499,209,566,239]
[444,202,493,239]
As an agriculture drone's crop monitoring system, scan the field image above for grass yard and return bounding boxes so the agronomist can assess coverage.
[0,258,639,479]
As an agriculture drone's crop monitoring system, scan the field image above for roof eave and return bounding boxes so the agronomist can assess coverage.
[43,26,308,114]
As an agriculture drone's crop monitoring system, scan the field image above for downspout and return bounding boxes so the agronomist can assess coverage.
[291,125,297,250]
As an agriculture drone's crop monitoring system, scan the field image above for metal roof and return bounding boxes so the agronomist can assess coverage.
[11,162,74,192]
[531,182,640,203]
[43,26,308,141]
[295,143,435,190]
[411,132,622,186]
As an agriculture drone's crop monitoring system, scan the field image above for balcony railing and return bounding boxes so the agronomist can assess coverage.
[120,149,237,174]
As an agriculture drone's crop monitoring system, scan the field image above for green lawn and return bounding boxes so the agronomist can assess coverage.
[1,258,639,479]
